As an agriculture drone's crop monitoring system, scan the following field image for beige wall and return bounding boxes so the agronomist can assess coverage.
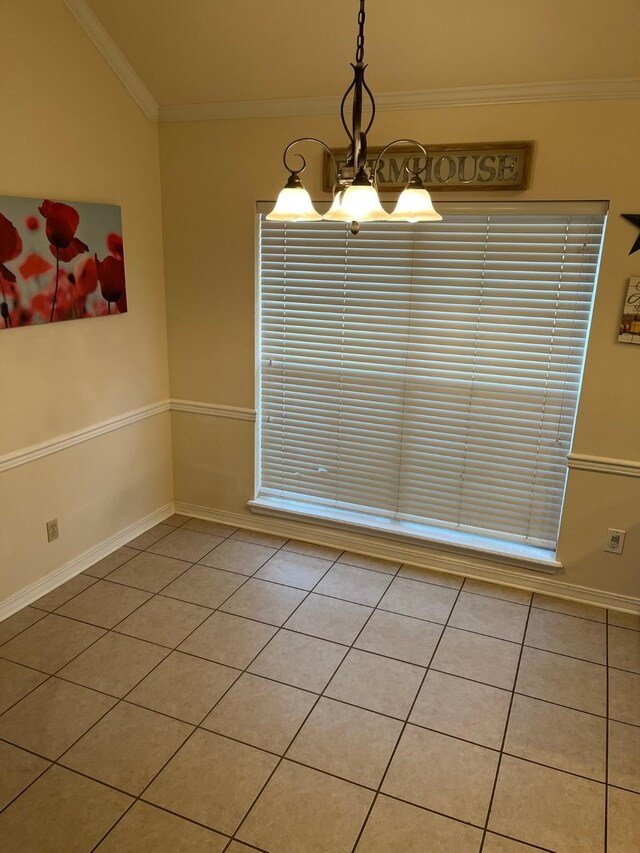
[160,99,640,602]
[0,0,172,605]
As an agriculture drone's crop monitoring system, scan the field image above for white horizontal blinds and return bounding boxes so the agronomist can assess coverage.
[260,224,414,515]
[258,206,604,549]
[395,214,603,547]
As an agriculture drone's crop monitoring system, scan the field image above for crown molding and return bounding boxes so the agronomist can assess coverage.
[64,0,158,121]
[58,4,640,127]
[158,78,640,123]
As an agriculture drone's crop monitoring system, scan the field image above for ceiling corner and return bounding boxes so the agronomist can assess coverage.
[64,0,158,122]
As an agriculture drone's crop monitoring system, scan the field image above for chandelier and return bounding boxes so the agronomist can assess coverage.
[267,0,442,234]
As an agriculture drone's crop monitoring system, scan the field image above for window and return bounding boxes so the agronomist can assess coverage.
[255,202,606,563]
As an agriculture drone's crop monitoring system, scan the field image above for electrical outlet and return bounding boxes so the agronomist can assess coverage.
[46,518,59,543]
[604,528,625,554]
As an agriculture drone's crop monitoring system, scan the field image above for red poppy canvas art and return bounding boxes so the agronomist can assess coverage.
[0,195,127,329]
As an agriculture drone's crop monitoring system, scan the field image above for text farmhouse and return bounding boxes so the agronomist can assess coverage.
[323,141,532,193]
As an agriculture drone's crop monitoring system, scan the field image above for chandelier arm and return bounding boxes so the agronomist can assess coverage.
[340,77,357,145]
[282,137,339,185]
[371,138,429,189]
[361,74,376,136]
[351,65,365,169]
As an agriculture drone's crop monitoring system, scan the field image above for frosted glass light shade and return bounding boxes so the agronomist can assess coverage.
[323,191,345,219]
[324,184,389,222]
[388,186,442,222]
[266,187,322,222]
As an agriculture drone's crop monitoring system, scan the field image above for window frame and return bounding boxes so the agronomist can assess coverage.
[251,200,608,570]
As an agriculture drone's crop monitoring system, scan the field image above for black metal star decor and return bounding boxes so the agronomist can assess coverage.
[621,214,640,255]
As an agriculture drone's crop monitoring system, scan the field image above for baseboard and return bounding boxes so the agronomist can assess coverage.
[0,502,175,622]
[175,501,640,615]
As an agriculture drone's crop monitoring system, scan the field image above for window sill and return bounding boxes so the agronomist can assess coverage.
[248,496,561,573]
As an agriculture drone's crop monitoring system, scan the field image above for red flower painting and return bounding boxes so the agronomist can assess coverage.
[0,212,21,328]
[0,195,127,329]
[96,254,126,314]
[19,253,53,280]
[0,213,20,263]
[107,232,124,260]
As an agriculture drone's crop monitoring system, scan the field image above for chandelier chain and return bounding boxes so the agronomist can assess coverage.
[356,0,366,64]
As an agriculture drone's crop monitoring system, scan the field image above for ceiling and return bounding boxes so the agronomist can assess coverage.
[85,0,640,108]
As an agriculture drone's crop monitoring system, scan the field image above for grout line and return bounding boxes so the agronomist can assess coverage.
[478,594,534,852]
[493,752,607,787]
[29,573,101,613]
[482,831,555,852]
[606,619,640,635]
[0,608,49,646]
[509,689,608,722]
[0,746,50,813]
[348,582,467,852]
[222,837,270,853]
[282,542,345,560]
[530,602,608,625]
[82,542,145,579]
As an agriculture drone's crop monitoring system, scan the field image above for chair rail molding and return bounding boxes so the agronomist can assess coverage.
[4,400,635,476]
[0,399,261,473]
[171,399,256,422]
[0,401,171,473]
[567,452,640,478]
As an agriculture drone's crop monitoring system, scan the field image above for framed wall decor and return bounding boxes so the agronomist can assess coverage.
[322,141,533,193]
[618,276,640,344]
[0,195,126,330]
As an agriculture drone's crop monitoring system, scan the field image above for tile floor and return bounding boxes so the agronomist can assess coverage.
[0,514,639,852]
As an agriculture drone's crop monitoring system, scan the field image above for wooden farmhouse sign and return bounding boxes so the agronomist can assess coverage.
[323,141,532,193]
